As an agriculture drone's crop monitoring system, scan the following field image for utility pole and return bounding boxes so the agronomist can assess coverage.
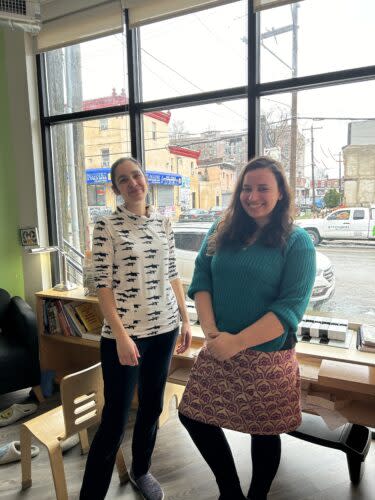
[328,149,343,203]
[338,150,342,199]
[289,3,299,201]
[257,5,299,197]
[303,124,322,212]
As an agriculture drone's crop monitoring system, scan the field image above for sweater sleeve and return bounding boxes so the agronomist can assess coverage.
[268,228,316,333]
[92,218,114,289]
[187,223,217,300]
[165,217,179,280]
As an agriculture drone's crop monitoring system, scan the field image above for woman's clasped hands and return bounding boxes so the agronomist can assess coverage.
[206,331,244,361]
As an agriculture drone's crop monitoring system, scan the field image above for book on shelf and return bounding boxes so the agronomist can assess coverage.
[55,300,73,336]
[44,300,61,336]
[73,302,102,332]
[63,302,87,337]
[42,298,103,340]
[42,300,49,332]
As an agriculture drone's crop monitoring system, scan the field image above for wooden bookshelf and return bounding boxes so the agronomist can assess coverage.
[36,288,101,381]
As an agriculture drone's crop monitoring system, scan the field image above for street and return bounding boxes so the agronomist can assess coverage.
[315,245,375,325]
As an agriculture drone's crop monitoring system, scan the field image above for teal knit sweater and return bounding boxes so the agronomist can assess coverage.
[188,225,316,352]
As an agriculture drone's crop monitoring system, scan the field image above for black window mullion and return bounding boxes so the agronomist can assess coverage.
[139,86,247,113]
[125,9,144,166]
[248,0,258,159]
[257,65,375,96]
[44,106,129,126]
[36,53,59,284]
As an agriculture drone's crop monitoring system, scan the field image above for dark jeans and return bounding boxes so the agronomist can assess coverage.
[80,328,178,500]
[179,413,281,500]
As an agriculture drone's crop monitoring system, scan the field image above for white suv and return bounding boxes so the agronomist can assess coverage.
[173,222,335,308]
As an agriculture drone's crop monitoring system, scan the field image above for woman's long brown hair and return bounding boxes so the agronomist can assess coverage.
[213,156,293,252]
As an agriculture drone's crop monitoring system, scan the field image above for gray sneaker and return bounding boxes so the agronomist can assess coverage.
[129,469,165,500]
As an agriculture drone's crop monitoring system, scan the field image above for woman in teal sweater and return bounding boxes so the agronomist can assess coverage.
[179,157,316,500]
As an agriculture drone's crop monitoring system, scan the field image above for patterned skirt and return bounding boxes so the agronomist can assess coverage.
[179,345,301,435]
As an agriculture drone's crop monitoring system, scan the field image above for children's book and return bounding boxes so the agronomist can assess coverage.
[45,300,61,335]
[55,300,73,336]
[63,302,87,337]
[73,302,102,332]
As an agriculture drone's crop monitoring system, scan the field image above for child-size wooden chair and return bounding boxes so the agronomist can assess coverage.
[20,362,128,500]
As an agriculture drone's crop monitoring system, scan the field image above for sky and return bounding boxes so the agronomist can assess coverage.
[54,0,375,180]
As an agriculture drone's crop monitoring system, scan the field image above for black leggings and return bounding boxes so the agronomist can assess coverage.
[80,329,178,499]
[179,413,281,500]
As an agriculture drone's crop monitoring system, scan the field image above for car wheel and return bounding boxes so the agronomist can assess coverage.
[306,229,321,246]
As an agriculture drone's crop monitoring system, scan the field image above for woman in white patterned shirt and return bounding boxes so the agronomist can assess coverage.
[80,157,192,500]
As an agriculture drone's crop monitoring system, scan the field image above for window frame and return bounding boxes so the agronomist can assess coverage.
[36,0,375,285]
[101,148,110,168]
[99,118,109,131]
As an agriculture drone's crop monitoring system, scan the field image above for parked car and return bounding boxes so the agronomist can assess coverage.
[178,209,210,222]
[173,222,335,308]
[207,206,225,220]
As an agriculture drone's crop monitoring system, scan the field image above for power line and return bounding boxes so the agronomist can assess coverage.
[142,48,204,93]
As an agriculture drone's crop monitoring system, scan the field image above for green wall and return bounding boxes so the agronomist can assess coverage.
[0,29,24,297]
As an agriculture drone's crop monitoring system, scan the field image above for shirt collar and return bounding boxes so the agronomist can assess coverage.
[116,204,155,222]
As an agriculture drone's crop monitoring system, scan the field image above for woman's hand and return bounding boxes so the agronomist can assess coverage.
[176,320,192,354]
[203,328,220,340]
[116,333,140,366]
[206,332,243,361]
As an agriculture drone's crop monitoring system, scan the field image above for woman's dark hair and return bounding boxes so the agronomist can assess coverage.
[214,156,293,251]
[110,157,143,193]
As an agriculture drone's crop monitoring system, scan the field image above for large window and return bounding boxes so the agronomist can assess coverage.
[38,0,375,328]
[260,0,375,82]
[259,83,375,324]
[142,100,247,218]
[44,34,128,116]
[50,116,131,255]
[140,1,247,101]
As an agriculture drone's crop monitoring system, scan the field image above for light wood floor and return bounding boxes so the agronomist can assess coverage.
[0,389,374,499]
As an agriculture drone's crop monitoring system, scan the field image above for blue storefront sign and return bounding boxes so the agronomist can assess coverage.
[85,168,182,186]
[146,171,182,186]
[86,168,111,184]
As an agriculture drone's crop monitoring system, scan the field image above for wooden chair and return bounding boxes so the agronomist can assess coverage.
[20,363,129,500]
[159,381,185,427]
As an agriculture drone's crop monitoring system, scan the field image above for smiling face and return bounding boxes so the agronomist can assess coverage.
[112,160,148,205]
[240,167,282,227]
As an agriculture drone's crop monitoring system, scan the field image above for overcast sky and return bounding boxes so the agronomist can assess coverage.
[76,0,375,179]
